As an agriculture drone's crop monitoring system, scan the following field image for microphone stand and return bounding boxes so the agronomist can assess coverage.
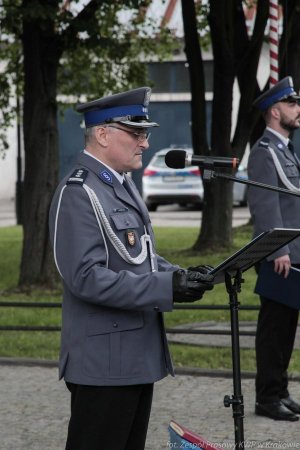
[202,164,300,197]
[201,163,300,450]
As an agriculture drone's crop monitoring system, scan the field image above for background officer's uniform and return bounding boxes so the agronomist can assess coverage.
[248,77,300,412]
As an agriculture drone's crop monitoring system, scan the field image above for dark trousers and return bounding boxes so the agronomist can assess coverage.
[255,295,299,403]
[65,382,154,450]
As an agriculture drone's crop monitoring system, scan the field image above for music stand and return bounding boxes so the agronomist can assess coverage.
[164,152,300,447]
[210,228,300,284]
[208,228,300,449]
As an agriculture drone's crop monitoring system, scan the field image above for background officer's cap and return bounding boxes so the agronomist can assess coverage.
[253,76,300,111]
[76,87,159,128]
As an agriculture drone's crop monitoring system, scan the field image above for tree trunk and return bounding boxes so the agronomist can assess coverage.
[195,178,233,251]
[232,0,269,156]
[250,1,300,146]
[280,0,300,87]
[20,0,61,286]
[181,0,208,155]
[194,0,236,251]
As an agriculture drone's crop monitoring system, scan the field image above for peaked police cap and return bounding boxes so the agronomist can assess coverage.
[253,76,300,111]
[76,87,159,129]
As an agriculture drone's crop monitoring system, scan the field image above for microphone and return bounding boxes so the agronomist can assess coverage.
[165,149,239,170]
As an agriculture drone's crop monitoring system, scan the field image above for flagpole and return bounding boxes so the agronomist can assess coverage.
[269,0,279,87]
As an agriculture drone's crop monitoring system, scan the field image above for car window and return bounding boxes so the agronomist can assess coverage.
[152,155,168,168]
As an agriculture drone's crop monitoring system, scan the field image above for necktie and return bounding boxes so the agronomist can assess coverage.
[122,178,131,195]
[288,141,295,153]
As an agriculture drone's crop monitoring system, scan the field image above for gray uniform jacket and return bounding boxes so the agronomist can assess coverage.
[49,152,178,386]
[247,129,300,263]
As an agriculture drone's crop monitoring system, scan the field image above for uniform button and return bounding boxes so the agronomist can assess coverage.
[153,306,160,311]
[113,322,118,328]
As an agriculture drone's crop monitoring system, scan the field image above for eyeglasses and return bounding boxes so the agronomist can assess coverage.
[107,125,151,142]
[278,99,300,106]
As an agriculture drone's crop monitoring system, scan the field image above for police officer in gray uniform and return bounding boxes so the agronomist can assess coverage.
[49,87,214,450]
[248,77,300,421]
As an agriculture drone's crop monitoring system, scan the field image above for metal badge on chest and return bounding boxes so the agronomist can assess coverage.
[126,230,136,246]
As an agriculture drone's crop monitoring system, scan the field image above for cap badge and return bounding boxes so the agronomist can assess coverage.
[144,89,151,106]
[126,230,136,246]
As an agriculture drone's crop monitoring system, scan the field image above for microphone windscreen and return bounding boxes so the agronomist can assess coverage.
[165,150,186,169]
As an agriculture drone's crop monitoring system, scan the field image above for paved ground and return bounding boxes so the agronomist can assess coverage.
[0,197,17,227]
[0,197,250,228]
[167,320,300,351]
[150,204,251,228]
[2,199,298,449]
[1,360,300,450]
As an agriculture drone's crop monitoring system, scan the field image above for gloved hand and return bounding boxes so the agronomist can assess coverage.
[172,269,214,303]
[187,264,214,274]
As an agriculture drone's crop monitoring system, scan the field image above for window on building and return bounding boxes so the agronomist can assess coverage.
[147,61,213,93]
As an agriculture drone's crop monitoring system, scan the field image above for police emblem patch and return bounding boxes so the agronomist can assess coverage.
[99,170,113,184]
[126,230,135,246]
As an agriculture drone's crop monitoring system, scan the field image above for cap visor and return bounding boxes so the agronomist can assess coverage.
[118,120,159,128]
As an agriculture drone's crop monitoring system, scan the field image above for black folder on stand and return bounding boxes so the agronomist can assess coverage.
[209,228,300,284]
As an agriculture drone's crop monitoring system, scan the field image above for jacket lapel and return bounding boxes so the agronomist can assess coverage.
[264,130,300,168]
[123,174,151,226]
[76,152,147,213]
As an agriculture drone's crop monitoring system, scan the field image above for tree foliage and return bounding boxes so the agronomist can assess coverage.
[3,0,300,284]
[0,0,174,154]
[0,0,174,287]
[181,0,300,252]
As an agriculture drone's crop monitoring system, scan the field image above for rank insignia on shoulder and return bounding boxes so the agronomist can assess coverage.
[126,230,136,246]
[67,168,88,185]
[259,138,270,148]
[99,170,113,185]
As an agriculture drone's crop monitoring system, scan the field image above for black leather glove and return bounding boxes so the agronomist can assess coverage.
[172,269,214,303]
[187,264,214,274]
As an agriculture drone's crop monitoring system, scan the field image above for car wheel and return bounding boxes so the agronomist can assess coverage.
[240,188,248,207]
[147,203,158,212]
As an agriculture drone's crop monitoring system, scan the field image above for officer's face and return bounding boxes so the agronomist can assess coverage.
[275,100,300,132]
[105,125,150,172]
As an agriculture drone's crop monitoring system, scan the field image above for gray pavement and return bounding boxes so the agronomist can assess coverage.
[167,321,300,350]
[0,197,250,228]
[1,361,300,449]
[0,197,16,226]
[150,204,251,228]
[2,200,298,449]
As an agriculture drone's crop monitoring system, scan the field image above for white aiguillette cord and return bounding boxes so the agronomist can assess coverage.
[83,184,156,271]
[53,184,157,276]
[268,146,300,192]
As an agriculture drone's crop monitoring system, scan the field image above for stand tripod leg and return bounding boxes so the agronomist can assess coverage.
[224,271,245,449]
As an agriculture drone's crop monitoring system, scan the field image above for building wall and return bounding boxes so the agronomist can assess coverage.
[3,43,300,201]
[0,120,18,201]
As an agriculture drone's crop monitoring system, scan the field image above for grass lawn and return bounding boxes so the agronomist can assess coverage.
[1,224,300,374]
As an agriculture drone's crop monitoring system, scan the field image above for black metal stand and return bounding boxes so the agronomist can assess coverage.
[203,167,300,197]
[201,163,300,449]
[224,270,245,449]
[165,152,300,449]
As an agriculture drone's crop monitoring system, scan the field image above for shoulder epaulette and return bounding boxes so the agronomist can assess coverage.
[66,168,88,185]
[258,137,270,148]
